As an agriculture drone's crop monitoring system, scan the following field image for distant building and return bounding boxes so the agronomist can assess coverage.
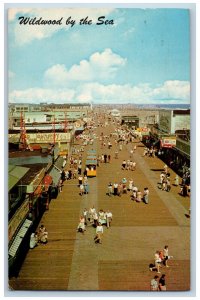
[148,109,190,175]
[159,109,190,135]
[9,103,92,113]
[121,116,139,129]
[110,109,121,118]
[8,103,89,154]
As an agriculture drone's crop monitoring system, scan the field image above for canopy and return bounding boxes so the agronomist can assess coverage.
[87,149,97,155]
[86,159,97,165]
[9,165,30,192]
[87,155,97,160]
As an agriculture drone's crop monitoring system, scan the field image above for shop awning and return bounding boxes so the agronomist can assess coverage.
[48,167,61,185]
[54,156,64,170]
[9,165,30,192]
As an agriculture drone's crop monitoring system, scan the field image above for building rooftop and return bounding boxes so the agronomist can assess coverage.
[19,163,48,186]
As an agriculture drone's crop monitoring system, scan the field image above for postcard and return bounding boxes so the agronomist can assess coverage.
[7,5,191,294]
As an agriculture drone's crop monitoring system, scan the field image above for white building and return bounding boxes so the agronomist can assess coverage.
[159,109,190,135]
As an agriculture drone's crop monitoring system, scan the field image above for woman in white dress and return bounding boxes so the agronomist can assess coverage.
[30,232,38,249]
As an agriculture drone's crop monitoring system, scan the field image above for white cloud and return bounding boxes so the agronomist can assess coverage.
[9,87,75,104]
[9,8,116,45]
[9,80,190,105]
[83,81,190,103]
[152,80,190,100]
[44,48,127,85]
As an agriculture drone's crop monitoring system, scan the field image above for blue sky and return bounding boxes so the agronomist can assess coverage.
[8,8,190,104]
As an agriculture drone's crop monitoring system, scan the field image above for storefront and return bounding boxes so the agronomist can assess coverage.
[160,137,176,148]
[8,199,33,277]
[8,167,53,277]
[121,116,139,128]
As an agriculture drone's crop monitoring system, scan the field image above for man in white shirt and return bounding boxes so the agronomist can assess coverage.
[106,211,113,228]
[94,223,103,244]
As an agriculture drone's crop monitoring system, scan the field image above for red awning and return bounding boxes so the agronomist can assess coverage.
[160,138,176,149]
[161,143,173,148]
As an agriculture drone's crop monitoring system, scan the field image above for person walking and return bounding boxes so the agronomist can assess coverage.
[58,179,63,193]
[163,245,173,267]
[150,275,159,291]
[122,160,126,170]
[78,175,83,186]
[118,182,123,197]
[84,183,89,194]
[106,210,113,228]
[136,190,142,203]
[166,178,171,192]
[143,187,149,204]
[77,217,86,234]
[128,179,134,192]
[114,150,118,159]
[83,208,88,226]
[174,174,179,186]
[130,149,133,159]
[150,251,161,273]
[79,184,84,196]
[94,222,103,244]
[159,274,167,291]
[78,163,82,175]
[107,182,113,196]
[113,182,119,196]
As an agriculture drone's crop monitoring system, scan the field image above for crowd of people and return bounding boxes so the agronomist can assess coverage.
[143,146,156,157]
[77,174,90,196]
[26,113,189,291]
[107,179,149,204]
[150,274,167,291]
[121,159,136,171]
[149,245,173,291]
[97,153,111,164]
[77,207,113,244]
[156,163,190,198]
[158,171,171,192]
[30,224,48,249]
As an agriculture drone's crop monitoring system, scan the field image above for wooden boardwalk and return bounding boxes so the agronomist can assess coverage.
[9,120,190,292]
